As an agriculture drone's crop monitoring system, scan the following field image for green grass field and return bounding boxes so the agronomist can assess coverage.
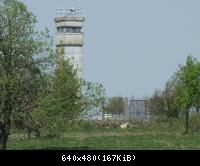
[7,120,200,150]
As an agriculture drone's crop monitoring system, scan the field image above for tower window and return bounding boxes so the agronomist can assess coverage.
[57,26,82,33]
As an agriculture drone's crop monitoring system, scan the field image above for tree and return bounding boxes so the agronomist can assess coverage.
[104,96,125,115]
[146,80,179,119]
[82,81,106,111]
[35,53,106,135]
[173,55,200,134]
[11,73,53,138]
[82,81,106,119]
[145,89,166,119]
[163,81,179,118]
[0,0,53,149]
[35,57,84,135]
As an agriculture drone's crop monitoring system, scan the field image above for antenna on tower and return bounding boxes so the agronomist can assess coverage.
[56,7,83,17]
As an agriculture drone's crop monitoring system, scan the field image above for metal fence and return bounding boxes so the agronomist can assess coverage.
[83,98,152,121]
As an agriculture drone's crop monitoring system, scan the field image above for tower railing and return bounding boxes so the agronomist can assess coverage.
[55,8,84,17]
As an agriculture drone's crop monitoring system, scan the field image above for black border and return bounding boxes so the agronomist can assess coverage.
[0,150,199,165]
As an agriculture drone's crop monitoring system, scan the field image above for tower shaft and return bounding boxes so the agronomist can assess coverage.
[55,14,85,78]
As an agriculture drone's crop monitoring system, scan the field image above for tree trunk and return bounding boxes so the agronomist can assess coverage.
[0,123,3,148]
[35,130,40,138]
[176,111,179,119]
[0,88,12,150]
[28,129,31,139]
[0,122,10,150]
[1,132,8,150]
[184,108,190,134]
[196,107,200,114]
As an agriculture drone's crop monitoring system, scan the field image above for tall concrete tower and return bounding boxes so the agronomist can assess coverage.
[54,8,85,78]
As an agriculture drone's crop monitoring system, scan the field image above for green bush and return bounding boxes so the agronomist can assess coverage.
[190,114,200,133]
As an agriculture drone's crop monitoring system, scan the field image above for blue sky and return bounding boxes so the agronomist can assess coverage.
[21,0,200,98]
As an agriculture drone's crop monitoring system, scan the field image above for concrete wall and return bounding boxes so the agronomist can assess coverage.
[55,16,84,78]
[55,33,84,46]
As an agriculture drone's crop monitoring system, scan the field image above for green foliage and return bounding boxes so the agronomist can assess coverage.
[34,58,83,135]
[0,0,54,149]
[146,80,179,119]
[82,80,106,112]
[175,55,200,109]
[190,114,200,133]
[173,55,200,133]
[104,96,125,114]
[147,55,200,134]
[33,56,106,135]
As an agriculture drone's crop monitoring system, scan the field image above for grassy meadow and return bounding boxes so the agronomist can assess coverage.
[7,118,200,150]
